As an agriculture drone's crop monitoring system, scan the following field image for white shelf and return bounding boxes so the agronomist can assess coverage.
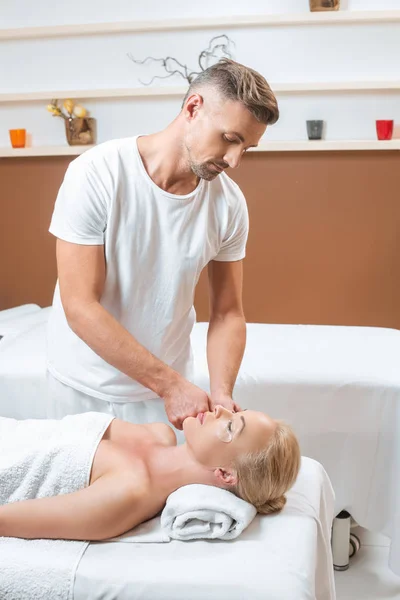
[0,86,187,103]
[274,81,400,92]
[1,140,398,158]
[0,145,94,157]
[2,81,400,104]
[1,10,400,40]
[254,140,400,152]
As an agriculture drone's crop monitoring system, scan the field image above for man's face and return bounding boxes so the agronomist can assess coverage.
[183,95,267,181]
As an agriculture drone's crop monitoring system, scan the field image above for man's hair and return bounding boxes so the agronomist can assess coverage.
[182,58,279,125]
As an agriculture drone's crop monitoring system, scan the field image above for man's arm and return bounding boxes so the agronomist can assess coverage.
[0,473,148,541]
[206,260,246,410]
[55,240,209,429]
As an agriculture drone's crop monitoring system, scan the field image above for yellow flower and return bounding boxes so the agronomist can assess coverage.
[46,104,61,116]
[73,104,87,118]
[63,99,74,115]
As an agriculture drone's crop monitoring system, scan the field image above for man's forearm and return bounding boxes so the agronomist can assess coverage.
[66,301,181,398]
[207,313,246,399]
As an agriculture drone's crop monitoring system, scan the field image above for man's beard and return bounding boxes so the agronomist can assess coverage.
[185,142,224,181]
[189,160,221,181]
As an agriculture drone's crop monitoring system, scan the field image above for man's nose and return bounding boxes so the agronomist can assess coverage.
[223,148,242,169]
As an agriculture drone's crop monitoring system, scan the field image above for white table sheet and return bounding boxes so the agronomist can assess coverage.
[1,306,400,577]
[74,456,335,600]
[0,306,51,419]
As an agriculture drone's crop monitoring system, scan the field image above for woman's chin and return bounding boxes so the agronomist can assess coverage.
[182,415,196,433]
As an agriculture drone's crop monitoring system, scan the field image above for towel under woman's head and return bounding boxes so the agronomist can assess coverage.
[161,484,257,541]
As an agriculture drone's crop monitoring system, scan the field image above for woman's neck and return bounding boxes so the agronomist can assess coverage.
[145,443,219,497]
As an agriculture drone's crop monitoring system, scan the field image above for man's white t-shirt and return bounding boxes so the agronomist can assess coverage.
[47,136,249,402]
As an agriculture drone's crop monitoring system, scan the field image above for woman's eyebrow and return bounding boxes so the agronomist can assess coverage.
[239,415,246,434]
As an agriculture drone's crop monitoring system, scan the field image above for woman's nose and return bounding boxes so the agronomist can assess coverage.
[214,405,222,419]
[214,405,231,419]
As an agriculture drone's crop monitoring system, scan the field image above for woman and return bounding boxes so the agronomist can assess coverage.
[0,406,300,541]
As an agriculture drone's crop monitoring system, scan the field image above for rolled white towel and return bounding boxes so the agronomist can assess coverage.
[160,484,257,541]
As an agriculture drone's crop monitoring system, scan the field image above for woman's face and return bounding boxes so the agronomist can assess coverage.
[183,405,276,468]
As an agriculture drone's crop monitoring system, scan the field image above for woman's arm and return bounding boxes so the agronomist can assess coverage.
[0,472,149,541]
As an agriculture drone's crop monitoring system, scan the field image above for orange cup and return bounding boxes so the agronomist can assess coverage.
[9,129,26,148]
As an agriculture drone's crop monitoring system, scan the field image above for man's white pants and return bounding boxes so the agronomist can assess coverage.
[46,372,184,443]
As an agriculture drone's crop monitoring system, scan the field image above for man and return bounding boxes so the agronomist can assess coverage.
[46,58,279,431]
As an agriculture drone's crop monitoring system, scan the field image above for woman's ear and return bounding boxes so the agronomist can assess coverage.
[214,467,238,488]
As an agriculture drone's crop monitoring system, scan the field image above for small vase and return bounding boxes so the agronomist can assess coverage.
[309,0,340,11]
[65,117,96,146]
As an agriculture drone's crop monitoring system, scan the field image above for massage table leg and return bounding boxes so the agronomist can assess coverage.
[332,510,361,571]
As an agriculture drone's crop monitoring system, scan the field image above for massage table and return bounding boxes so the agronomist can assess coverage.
[1,305,400,585]
[0,305,336,599]
[74,456,334,600]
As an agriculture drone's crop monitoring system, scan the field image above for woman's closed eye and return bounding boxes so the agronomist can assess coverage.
[217,419,234,443]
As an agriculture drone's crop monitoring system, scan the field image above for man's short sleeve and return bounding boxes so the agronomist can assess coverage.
[213,191,249,262]
[49,158,107,245]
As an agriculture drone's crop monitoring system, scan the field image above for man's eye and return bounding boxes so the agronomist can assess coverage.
[224,136,235,143]
[227,421,233,432]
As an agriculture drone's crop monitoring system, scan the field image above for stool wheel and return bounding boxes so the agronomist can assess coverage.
[349,533,361,558]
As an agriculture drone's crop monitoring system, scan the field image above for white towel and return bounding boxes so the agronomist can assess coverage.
[162,484,257,541]
[0,412,113,600]
[111,484,256,543]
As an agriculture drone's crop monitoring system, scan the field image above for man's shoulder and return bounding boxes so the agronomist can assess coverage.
[210,171,244,194]
[207,172,246,208]
[69,136,138,173]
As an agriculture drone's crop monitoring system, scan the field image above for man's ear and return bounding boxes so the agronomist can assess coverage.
[214,467,238,488]
[184,93,203,120]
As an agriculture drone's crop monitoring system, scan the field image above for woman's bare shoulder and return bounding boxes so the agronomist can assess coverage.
[105,418,176,447]
[108,469,165,529]
[89,469,161,538]
[143,423,177,446]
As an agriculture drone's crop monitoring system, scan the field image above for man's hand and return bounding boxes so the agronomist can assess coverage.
[210,392,241,413]
[163,380,211,430]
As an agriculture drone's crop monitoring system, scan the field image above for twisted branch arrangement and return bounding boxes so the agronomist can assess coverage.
[128,35,234,86]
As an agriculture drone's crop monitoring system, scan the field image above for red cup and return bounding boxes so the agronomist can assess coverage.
[376,120,394,141]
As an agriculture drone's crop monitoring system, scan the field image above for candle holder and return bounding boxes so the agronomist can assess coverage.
[307,120,324,140]
[9,129,26,148]
[376,120,394,141]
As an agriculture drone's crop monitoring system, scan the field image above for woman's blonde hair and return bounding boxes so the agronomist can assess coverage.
[182,58,279,126]
[232,420,301,515]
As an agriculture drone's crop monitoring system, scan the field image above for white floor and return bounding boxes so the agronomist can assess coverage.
[335,527,400,600]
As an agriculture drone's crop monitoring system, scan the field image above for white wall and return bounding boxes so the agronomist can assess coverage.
[1,0,400,147]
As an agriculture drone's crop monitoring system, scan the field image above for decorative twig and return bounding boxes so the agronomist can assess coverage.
[197,35,234,72]
[127,54,193,85]
[127,35,235,86]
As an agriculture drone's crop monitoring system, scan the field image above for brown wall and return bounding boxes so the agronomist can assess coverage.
[1,151,399,327]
